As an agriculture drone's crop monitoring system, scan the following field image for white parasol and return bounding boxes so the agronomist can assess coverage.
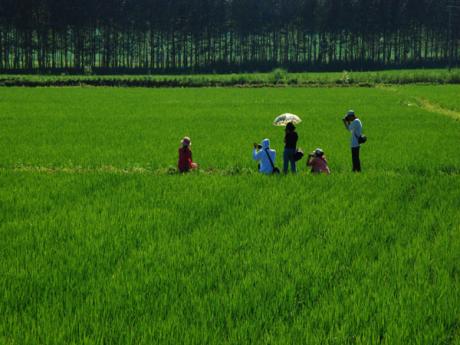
[273,113,302,126]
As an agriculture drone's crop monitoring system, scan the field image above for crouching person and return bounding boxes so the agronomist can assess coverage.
[307,148,330,174]
[178,136,198,173]
[253,139,279,174]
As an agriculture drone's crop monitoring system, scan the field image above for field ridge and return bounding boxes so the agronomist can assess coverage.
[2,165,459,176]
[415,98,460,120]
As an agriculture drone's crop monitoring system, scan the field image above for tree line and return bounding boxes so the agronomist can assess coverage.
[0,0,459,73]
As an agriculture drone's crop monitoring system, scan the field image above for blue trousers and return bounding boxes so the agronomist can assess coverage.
[283,148,297,173]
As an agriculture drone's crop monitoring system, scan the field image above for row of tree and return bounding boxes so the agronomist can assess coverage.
[0,0,459,73]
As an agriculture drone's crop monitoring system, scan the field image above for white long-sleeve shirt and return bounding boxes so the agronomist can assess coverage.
[347,118,363,148]
[253,148,276,174]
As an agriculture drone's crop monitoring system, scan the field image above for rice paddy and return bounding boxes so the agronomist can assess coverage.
[1,85,459,344]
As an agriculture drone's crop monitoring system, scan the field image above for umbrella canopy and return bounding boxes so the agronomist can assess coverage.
[273,113,302,126]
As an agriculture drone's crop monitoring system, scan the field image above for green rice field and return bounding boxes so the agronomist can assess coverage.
[1,85,459,344]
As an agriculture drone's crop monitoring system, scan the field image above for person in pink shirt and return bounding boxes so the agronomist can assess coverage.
[307,148,331,174]
[178,137,198,173]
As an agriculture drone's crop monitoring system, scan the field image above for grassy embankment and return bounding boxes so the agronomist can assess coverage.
[1,68,460,87]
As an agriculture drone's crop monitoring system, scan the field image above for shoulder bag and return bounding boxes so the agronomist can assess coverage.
[265,149,280,174]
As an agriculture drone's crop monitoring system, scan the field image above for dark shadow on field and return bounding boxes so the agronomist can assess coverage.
[439,166,460,175]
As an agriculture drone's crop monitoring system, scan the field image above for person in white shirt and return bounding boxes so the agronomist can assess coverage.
[342,110,363,172]
[253,138,276,174]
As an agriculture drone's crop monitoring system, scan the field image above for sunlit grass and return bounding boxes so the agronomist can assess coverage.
[0,86,459,344]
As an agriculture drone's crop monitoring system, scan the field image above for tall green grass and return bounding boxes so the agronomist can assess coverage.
[1,172,459,344]
[0,86,459,344]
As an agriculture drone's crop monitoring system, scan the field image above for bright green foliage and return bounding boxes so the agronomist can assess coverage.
[0,86,459,345]
[1,69,460,87]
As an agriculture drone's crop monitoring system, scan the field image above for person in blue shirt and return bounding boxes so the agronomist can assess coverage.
[342,110,363,172]
[253,139,276,174]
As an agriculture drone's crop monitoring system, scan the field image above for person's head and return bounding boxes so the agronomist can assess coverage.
[181,136,191,148]
[313,148,324,158]
[286,122,296,132]
[261,138,270,149]
[345,110,357,122]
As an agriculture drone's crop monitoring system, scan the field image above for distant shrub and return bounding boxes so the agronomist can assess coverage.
[83,66,93,76]
[272,68,288,84]
[341,70,352,84]
[446,71,460,84]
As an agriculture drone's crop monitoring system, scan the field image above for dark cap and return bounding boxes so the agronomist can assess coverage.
[346,110,355,117]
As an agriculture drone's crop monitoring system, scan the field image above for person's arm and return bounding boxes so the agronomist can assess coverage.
[349,120,358,134]
[253,148,261,161]
[184,150,193,168]
[343,118,350,130]
[324,159,331,174]
[355,121,362,137]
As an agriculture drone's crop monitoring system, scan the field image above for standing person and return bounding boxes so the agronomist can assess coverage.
[283,122,298,173]
[342,110,363,172]
[307,148,331,174]
[178,136,198,173]
[253,139,278,174]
